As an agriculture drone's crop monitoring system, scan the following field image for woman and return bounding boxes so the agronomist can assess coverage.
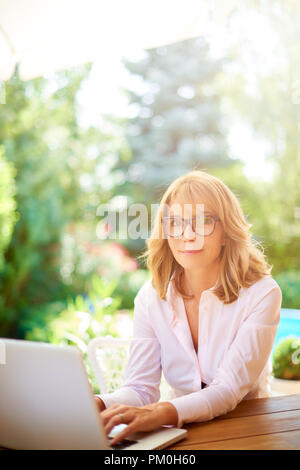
[94,170,282,446]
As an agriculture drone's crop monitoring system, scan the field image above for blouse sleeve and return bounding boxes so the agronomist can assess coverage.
[97,283,162,409]
[167,282,282,428]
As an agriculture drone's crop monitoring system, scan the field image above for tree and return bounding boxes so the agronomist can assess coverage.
[120,37,237,202]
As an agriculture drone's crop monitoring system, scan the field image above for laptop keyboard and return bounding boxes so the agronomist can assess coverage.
[109,437,138,450]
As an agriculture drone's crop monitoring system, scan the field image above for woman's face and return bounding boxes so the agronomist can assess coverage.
[164,199,225,271]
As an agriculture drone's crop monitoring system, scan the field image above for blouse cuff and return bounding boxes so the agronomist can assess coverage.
[166,391,213,428]
[97,386,145,409]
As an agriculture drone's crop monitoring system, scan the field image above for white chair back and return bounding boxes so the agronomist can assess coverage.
[87,336,170,400]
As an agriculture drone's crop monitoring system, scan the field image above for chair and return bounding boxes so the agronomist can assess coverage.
[87,336,170,400]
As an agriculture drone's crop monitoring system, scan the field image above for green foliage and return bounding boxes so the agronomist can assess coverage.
[112,269,150,309]
[17,300,69,342]
[210,164,279,241]
[58,233,143,295]
[219,1,300,274]
[0,67,126,338]
[274,271,300,309]
[24,275,123,344]
[119,37,235,208]
[272,337,300,380]
[24,275,127,393]
[0,146,18,270]
[19,269,148,342]
[19,269,149,392]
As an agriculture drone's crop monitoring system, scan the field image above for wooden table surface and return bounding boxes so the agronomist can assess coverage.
[1,394,299,450]
[167,393,300,450]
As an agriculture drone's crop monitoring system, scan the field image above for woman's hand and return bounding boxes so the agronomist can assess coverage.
[101,402,178,446]
[94,396,106,412]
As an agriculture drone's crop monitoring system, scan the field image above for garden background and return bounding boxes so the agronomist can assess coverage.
[1,0,300,392]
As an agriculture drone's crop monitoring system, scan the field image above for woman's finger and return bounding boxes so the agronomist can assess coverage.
[105,409,135,436]
[105,412,130,436]
[109,418,141,446]
[108,410,162,446]
[101,404,130,425]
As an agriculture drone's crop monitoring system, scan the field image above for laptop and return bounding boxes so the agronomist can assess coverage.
[0,338,187,450]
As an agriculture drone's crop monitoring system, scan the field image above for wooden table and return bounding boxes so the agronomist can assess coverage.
[1,394,299,450]
[168,394,300,450]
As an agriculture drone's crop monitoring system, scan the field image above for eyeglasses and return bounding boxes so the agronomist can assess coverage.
[161,215,220,238]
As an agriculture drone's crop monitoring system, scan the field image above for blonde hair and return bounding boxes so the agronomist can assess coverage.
[138,170,272,304]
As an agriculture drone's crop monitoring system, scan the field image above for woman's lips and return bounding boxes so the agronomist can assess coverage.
[179,250,202,254]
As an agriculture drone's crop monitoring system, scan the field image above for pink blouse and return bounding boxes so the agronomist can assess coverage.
[98,274,282,428]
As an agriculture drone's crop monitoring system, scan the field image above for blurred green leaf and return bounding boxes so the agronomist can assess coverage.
[272,336,300,380]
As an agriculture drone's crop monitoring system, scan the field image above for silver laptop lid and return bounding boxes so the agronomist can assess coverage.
[0,338,109,450]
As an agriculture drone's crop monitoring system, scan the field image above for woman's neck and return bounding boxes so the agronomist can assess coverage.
[182,265,220,301]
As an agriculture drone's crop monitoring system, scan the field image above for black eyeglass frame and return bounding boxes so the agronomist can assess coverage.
[161,215,220,238]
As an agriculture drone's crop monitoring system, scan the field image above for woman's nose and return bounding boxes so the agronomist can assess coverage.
[182,222,196,240]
